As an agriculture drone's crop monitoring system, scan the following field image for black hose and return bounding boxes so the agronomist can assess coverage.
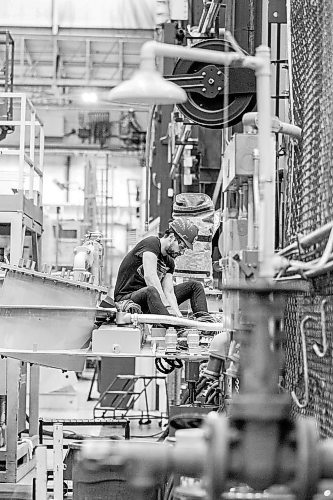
[155,358,183,375]
[206,390,219,405]
[155,358,174,374]
[204,382,219,403]
[180,376,209,404]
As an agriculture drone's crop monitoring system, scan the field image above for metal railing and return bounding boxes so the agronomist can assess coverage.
[0,92,44,206]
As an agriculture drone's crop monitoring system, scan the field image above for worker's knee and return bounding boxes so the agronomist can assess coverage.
[189,280,205,293]
[146,285,160,298]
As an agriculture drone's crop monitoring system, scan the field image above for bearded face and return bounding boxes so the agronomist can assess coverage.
[165,236,186,258]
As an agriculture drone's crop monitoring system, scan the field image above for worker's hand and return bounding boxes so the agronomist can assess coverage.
[166,305,181,317]
[172,308,183,318]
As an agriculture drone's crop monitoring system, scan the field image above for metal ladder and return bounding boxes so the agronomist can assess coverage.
[93,374,168,424]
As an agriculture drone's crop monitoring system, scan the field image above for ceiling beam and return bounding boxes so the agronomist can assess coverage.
[8,27,154,42]
[14,77,122,87]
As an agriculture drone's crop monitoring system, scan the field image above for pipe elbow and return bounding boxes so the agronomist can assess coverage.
[140,41,159,70]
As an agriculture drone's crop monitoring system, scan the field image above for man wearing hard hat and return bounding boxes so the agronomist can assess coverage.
[114,218,208,317]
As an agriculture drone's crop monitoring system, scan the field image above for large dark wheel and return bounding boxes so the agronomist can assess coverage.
[169,39,256,129]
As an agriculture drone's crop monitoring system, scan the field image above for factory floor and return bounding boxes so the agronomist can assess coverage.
[0,365,166,499]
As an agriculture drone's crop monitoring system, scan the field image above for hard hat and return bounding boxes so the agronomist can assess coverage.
[169,218,198,250]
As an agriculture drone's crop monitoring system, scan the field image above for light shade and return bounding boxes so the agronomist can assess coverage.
[107,70,187,105]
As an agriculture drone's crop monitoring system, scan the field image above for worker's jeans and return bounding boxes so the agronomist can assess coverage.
[124,280,208,316]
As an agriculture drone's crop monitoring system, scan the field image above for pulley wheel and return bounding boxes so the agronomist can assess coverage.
[171,39,256,129]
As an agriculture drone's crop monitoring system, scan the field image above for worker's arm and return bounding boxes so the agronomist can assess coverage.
[142,252,170,307]
[162,273,182,318]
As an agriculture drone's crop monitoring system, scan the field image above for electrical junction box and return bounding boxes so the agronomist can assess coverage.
[92,325,142,354]
[222,133,259,191]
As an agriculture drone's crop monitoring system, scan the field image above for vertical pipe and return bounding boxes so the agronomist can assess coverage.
[238,185,244,219]
[91,155,97,231]
[144,106,155,232]
[110,157,114,287]
[212,160,224,208]
[29,111,36,200]
[255,46,275,277]
[247,178,254,249]
[19,95,26,192]
[101,162,105,234]
[275,23,281,117]
[53,423,63,500]
[55,206,60,271]
[4,32,9,94]
[261,0,269,46]
[39,126,44,206]
[242,182,248,219]
[105,154,109,283]
[35,446,48,500]
[10,36,14,94]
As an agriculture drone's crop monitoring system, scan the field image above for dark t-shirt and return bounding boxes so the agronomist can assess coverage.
[114,236,175,301]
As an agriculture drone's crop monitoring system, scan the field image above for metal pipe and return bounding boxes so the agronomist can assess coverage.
[287,227,333,272]
[81,439,206,479]
[169,125,191,179]
[0,305,117,312]
[305,259,333,278]
[278,221,333,256]
[238,185,244,219]
[247,179,255,249]
[252,149,260,249]
[201,0,223,35]
[212,161,224,208]
[0,304,223,331]
[132,313,225,332]
[140,42,248,73]
[242,112,302,140]
[313,299,328,358]
[254,46,275,278]
[144,105,155,232]
[278,255,333,279]
[242,183,248,219]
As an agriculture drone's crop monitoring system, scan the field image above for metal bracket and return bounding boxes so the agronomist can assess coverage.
[313,298,328,358]
[232,253,254,278]
[291,315,314,409]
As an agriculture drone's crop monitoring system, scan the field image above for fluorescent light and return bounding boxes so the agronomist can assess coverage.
[81,91,98,104]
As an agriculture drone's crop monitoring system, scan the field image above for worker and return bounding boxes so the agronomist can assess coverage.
[113,219,209,317]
